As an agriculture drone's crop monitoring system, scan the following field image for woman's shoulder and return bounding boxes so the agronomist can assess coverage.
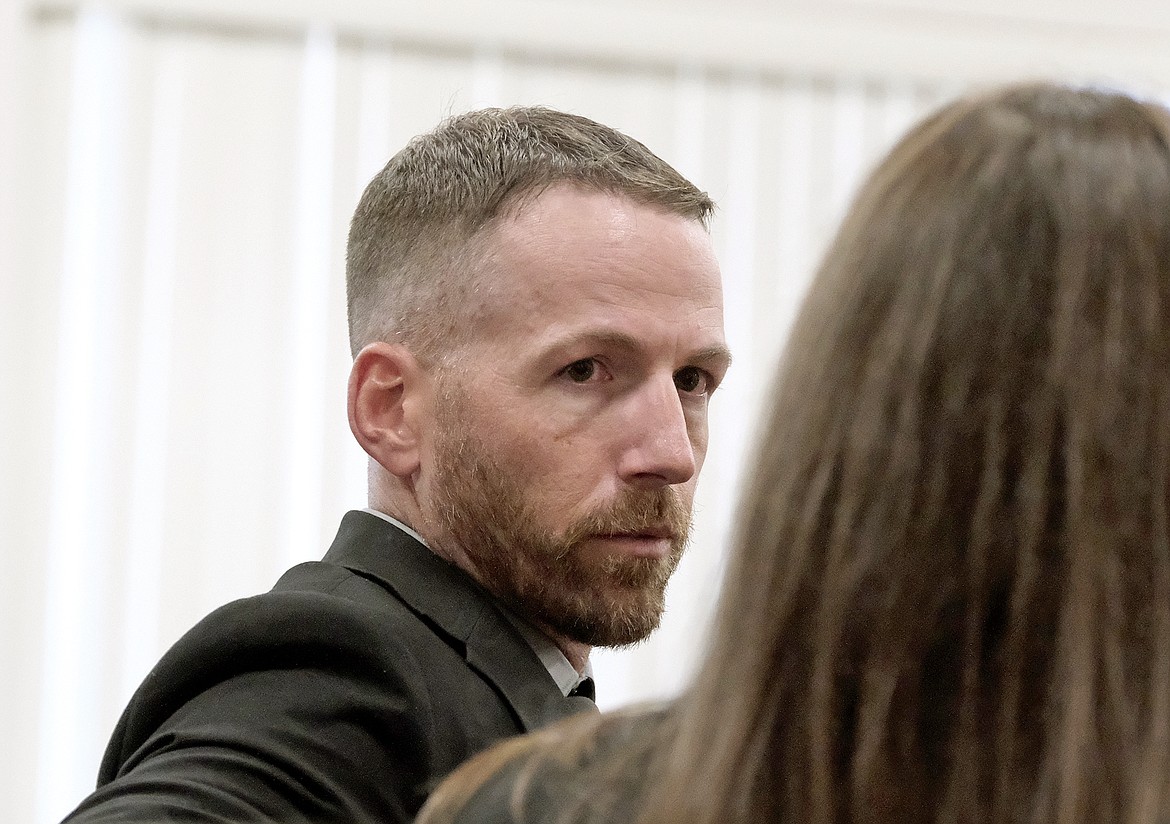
[421,704,673,824]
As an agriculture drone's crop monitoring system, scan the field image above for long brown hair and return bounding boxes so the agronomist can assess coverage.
[662,81,1170,824]
[421,82,1170,824]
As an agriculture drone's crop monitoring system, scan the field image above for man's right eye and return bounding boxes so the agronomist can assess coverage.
[562,359,597,383]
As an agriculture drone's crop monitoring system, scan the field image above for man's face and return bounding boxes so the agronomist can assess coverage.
[417,184,729,648]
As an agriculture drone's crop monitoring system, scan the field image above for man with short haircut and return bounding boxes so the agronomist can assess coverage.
[64,107,730,824]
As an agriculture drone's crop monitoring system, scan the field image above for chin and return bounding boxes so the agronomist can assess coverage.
[553,594,667,648]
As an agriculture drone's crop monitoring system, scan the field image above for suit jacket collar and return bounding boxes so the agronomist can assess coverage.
[322,510,596,729]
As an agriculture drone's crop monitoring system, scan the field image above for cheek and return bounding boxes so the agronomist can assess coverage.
[676,479,700,513]
[516,438,610,510]
[486,405,623,498]
[489,430,581,493]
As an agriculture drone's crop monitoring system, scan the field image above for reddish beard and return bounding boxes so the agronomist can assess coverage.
[428,413,692,647]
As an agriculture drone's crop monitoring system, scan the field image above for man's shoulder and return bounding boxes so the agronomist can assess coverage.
[176,578,430,671]
[76,512,588,823]
[103,580,443,766]
[108,512,491,727]
[135,513,492,705]
[95,517,528,793]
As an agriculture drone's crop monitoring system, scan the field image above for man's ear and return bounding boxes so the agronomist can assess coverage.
[348,342,431,479]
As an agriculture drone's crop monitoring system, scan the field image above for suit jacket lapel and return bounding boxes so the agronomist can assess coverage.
[322,510,596,730]
[463,606,599,727]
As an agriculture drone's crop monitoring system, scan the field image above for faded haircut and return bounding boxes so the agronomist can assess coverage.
[345,106,714,359]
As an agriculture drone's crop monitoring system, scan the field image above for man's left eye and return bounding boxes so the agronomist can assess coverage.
[674,366,709,394]
[563,359,598,383]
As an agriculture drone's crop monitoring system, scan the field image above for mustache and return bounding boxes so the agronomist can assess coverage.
[557,487,692,552]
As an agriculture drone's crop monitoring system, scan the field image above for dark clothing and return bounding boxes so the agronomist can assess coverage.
[64,510,596,824]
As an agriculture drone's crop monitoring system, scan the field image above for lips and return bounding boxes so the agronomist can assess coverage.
[600,526,673,540]
[591,529,675,558]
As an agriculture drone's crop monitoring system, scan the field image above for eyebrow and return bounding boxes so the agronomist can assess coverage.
[690,344,734,373]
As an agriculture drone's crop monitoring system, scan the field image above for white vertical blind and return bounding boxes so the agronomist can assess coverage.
[9,1,1159,820]
[119,27,184,701]
[282,23,337,569]
[37,9,132,814]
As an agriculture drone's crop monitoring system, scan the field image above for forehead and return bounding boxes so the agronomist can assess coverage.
[465,185,725,346]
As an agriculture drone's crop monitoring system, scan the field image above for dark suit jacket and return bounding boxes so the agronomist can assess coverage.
[63,510,596,823]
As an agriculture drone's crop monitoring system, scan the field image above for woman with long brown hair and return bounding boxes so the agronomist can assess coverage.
[417,81,1170,824]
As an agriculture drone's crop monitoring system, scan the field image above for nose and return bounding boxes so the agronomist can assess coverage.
[616,378,698,488]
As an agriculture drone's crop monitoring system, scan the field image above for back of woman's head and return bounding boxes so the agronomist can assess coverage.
[661,83,1170,824]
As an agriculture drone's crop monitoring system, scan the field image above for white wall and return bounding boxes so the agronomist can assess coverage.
[2,1,1167,821]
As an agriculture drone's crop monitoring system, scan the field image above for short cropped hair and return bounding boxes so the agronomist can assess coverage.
[345,106,715,358]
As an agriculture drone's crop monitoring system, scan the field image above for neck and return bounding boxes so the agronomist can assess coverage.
[540,624,591,674]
